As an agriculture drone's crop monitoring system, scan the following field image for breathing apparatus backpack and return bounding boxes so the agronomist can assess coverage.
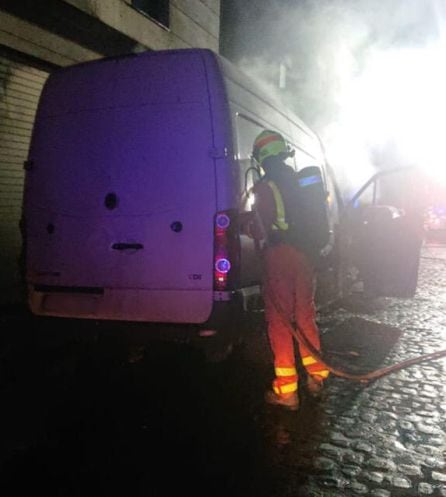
[268,165,331,257]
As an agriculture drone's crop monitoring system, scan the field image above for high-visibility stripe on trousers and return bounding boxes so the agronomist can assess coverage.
[301,354,330,380]
[263,244,329,392]
[273,366,298,394]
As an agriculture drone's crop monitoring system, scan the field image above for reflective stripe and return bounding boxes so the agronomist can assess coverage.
[312,370,330,379]
[302,355,330,378]
[267,181,288,231]
[274,382,298,394]
[275,366,297,377]
[302,355,318,366]
[255,133,282,150]
[254,131,288,165]
[298,175,322,187]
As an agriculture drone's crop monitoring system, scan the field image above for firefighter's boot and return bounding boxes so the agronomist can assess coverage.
[306,375,324,398]
[264,390,299,411]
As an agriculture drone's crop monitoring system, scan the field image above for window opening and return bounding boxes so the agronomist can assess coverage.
[131,0,169,29]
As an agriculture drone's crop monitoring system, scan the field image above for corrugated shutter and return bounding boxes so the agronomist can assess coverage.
[0,56,48,304]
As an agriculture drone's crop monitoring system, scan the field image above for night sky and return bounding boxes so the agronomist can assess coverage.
[220,0,441,123]
[220,0,446,185]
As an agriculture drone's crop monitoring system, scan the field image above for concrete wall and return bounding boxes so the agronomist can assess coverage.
[0,0,220,66]
[0,0,221,68]
[64,0,221,50]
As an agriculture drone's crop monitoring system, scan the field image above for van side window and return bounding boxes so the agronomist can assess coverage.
[233,114,266,212]
[292,147,320,170]
[238,159,260,212]
[234,114,264,161]
[288,138,339,222]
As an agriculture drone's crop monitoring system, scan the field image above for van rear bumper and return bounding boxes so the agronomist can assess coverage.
[28,283,263,362]
[28,285,214,324]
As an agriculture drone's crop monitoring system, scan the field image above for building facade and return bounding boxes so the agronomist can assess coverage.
[0,0,221,304]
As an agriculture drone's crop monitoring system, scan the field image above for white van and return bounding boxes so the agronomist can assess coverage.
[22,48,423,359]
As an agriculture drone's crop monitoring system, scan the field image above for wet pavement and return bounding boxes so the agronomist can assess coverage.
[0,244,445,496]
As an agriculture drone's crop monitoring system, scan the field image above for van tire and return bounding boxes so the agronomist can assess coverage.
[203,342,234,364]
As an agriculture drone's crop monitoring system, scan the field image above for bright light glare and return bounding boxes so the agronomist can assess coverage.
[325,44,446,188]
[245,190,255,210]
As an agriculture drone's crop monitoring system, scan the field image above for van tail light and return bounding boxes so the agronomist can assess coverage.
[213,210,240,291]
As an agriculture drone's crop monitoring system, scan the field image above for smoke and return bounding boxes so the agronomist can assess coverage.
[221,0,444,195]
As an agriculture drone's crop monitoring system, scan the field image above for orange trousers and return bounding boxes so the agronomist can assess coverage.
[263,244,329,395]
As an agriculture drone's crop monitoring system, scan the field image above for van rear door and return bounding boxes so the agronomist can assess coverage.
[25,50,217,323]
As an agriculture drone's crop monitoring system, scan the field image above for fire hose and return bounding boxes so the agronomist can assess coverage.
[271,290,446,384]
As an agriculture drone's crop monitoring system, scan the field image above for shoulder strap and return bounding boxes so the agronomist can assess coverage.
[267,180,289,231]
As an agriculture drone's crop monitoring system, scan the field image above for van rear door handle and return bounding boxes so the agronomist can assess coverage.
[112,243,144,251]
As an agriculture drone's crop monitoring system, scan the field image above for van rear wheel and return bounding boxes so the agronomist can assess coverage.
[194,309,247,363]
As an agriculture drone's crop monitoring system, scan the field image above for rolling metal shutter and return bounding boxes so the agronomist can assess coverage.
[0,55,48,304]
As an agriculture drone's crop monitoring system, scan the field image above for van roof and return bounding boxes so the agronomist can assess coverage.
[50,48,318,140]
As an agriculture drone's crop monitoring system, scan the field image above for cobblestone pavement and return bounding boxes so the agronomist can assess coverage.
[256,244,446,497]
[0,245,445,497]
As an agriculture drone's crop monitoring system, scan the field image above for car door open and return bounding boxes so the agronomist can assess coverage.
[341,167,426,298]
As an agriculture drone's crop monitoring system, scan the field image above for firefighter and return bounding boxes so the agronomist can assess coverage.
[248,129,330,411]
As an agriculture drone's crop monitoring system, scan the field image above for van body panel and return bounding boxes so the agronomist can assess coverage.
[25,50,219,323]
